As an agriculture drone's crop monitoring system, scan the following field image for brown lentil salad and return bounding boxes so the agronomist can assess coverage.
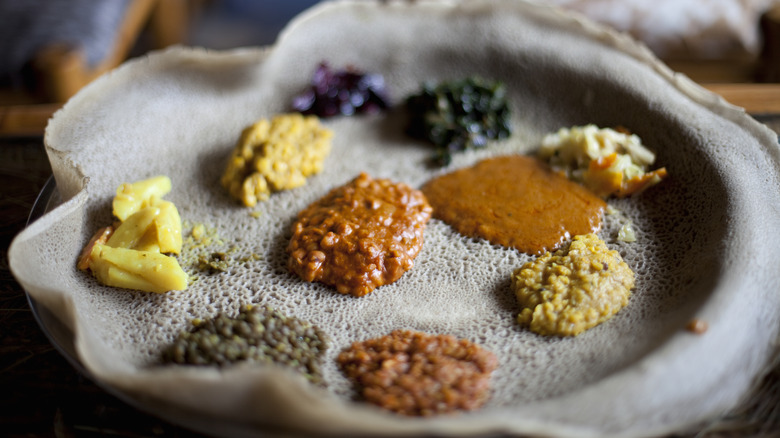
[338,329,498,416]
[161,304,328,384]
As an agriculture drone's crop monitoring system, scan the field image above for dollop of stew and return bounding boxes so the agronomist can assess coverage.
[421,155,605,255]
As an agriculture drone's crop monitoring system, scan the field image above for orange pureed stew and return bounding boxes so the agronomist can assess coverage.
[422,155,605,255]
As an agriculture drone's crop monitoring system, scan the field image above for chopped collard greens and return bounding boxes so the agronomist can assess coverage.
[406,76,512,166]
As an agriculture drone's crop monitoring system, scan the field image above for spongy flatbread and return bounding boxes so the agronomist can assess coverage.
[9,0,780,436]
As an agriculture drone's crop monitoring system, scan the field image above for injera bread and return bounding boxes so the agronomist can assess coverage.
[9,0,780,436]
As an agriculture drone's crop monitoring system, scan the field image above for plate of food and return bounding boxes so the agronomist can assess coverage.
[10,0,780,436]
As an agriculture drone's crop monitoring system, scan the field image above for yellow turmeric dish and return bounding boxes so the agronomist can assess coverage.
[78,176,188,293]
[221,113,333,207]
[511,234,634,336]
[538,125,667,198]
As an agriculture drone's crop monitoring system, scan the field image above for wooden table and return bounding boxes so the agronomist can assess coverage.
[2,84,780,437]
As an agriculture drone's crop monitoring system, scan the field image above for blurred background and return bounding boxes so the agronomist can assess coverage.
[0,0,317,107]
[1,0,780,114]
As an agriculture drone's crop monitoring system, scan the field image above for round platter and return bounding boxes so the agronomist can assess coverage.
[10,1,780,437]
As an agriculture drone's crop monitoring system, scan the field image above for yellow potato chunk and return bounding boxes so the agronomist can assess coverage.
[152,200,183,254]
[511,234,634,336]
[80,176,186,293]
[89,244,188,293]
[106,206,160,249]
[106,197,182,255]
[113,175,172,221]
[221,113,333,207]
[133,227,160,253]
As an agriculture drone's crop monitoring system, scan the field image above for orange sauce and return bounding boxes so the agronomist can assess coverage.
[422,155,605,255]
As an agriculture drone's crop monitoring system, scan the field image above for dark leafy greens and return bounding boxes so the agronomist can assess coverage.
[406,77,512,166]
